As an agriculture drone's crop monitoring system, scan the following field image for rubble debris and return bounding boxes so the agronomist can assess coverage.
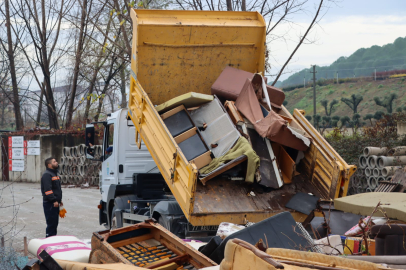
[235,77,309,151]
[285,192,319,215]
[207,212,310,264]
[247,128,282,188]
[200,137,259,184]
[211,66,285,109]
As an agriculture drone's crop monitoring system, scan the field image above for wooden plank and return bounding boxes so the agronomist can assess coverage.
[191,151,212,170]
[160,105,186,120]
[174,127,197,144]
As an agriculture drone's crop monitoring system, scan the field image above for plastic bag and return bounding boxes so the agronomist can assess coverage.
[59,205,67,218]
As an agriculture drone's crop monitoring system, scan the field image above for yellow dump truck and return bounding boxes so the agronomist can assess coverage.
[126,9,356,226]
[87,9,355,236]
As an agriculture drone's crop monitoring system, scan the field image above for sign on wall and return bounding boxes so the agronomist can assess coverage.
[9,136,25,171]
[9,148,24,159]
[8,136,24,148]
[27,140,40,148]
[9,160,24,171]
[27,140,40,156]
[27,148,40,156]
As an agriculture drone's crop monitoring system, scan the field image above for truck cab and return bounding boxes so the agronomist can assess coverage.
[86,109,183,231]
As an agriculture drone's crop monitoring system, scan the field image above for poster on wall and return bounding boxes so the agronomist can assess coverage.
[27,148,40,156]
[9,160,24,171]
[27,140,40,148]
[8,136,24,148]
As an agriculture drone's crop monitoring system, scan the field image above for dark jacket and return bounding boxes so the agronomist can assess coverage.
[41,168,62,203]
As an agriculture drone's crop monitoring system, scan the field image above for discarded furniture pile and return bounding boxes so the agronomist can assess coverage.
[349,146,406,194]
[58,144,101,186]
[154,67,310,190]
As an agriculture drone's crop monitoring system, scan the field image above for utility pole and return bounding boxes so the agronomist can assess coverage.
[375,68,376,81]
[310,65,317,126]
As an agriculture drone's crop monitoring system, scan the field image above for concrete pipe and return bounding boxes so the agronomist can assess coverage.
[60,175,65,184]
[367,155,378,168]
[66,176,72,184]
[77,176,83,184]
[366,188,373,192]
[63,147,71,157]
[378,156,406,168]
[98,146,103,156]
[95,177,99,185]
[78,144,85,156]
[360,177,368,189]
[377,176,385,183]
[373,168,381,177]
[365,167,372,177]
[386,176,393,181]
[367,177,379,189]
[347,186,356,195]
[93,168,99,177]
[69,147,75,157]
[60,157,65,165]
[363,147,388,156]
[359,156,368,169]
[382,166,402,177]
[67,157,73,166]
[357,186,363,194]
[351,176,360,187]
[61,164,67,175]
[388,146,406,156]
[78,165,84,176]
[357,168,365,176]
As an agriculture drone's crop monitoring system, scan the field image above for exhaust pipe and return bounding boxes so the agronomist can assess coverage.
[378,156,406,168]
[363,147,388,156]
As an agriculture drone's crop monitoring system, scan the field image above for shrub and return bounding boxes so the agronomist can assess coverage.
[378,84,384,88]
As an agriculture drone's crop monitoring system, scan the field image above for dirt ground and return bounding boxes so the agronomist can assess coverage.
[0,182,105,255]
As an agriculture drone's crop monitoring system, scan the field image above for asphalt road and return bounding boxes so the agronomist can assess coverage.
[0,182,105,254]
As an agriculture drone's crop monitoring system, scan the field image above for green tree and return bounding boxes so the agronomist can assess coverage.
[373,111,385,121]
[305,115,312,122]
[314,114,321,130]
[374,93,398,113]
[320,99,338,116]
[340,116,350,128]
[341,94,363,113]
[331,115,340,127]
[283,100,288,106]
[397,107,403,112]
[364,114,374,126]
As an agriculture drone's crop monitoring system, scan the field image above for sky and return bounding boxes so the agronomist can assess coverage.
[270,0,406,82]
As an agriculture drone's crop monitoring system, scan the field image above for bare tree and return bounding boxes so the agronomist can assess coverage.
[0,0,24,130]
[13,0,74,129]
[65,0,89,128]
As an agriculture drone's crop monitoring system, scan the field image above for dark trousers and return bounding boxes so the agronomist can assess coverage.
[43,201,59,237]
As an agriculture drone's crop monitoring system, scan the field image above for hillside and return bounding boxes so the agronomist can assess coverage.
[284,77,406,119]
[281,36,406,88]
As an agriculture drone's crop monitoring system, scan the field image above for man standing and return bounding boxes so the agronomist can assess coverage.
[41,157,62,237]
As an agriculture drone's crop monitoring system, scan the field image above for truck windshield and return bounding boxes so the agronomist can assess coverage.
[105,124,114,159]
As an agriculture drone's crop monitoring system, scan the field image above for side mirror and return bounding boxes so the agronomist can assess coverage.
[85,124,96,160]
